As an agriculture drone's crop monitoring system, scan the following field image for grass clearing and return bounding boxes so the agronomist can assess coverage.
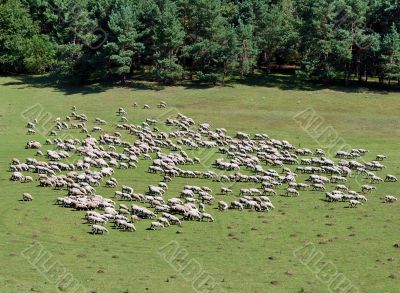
[0,75,399,293]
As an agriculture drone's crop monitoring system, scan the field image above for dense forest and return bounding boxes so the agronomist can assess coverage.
[0,0,399,85]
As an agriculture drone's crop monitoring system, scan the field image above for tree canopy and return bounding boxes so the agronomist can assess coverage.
[1,0,399,85]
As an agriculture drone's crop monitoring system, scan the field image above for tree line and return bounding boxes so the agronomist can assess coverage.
[1,0,399,85]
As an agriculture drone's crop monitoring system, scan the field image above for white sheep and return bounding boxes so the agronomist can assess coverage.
[385,195,397,203]
[150,221,164,230]
[349,199,363,208]
[201,213,214,222]
[22,193,33,201]
[218,201,228,211]
[92,224,109,234]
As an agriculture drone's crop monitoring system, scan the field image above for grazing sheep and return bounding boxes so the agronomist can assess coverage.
[218,187,231,195]
[22,176,33,183]
[263,188,277,196]
[92,224,109,234]
[218,201,228,211]
[349,199,363,208]
[123,222,136,231]
[169,215,182,226]
[335,184,348,192]
[22,193,33,201]
[361,185,376,193]
[376,155,386,161]
[10,172,24,181]
[385,174,397,182]
[122,185,134,194]
[201,213,214,222]
[158,217,170,227]
[230,201,244,210]
[312,184,326,191]
[371,175,383,183]
[10,109,398,236]
[285,188,299,197]
[385,195,397,203]
[150,221,164,230]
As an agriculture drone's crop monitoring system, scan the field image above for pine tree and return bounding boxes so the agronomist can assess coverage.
[153,0,185,83]
[253,0,297,72]
[381,24,400,85]
[236,19,258,79]
[104,0,142,83]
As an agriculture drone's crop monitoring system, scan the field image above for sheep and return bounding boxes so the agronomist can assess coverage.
[92,224,109,234]
[349,199,363,208]
[88,216,107,224]
[10,172,24,181]
[123,222,136,232]
[355,195,368,202]
[376,155,386,161]
[22,176,33,183]
[158,217,170,227]
[249,188,262,195]
[312,184,326,191]
[361,185,376,193]
[26,141,41,149]
[285,188,299,197]
[218,201,228,211]
[335,184,348,192]
[385,174,397,182]
[159,182,168,190]
[371,175,383,184]
[230,201,244,210]
[184,210,202,221]
[27,122,35,129]
[180,189,195,198]
[220,187,232,195]
[297,183,309,190]
[385,195,397,203]
[150,221,164,230]
[168,215,182,226]
[11,109,397,235]
[122,185,134,194]
[22,193,33,201]
[201,213,214,222]
[130,215,140,223]
[105,180,117,188]
[239,188,251,196]
[330,176,347,183]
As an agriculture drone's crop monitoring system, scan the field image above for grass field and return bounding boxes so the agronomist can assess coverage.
[0,75,399,293]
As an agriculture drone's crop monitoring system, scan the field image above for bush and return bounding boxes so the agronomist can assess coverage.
[156,57,183,84]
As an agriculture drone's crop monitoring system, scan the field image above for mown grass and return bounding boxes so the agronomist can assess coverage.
[0,75,399,293]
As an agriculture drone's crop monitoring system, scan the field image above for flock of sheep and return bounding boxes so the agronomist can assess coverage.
[10,102,398,234]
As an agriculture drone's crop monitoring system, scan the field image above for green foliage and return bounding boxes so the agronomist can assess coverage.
[156,56,184,84]
[153,0,184,82]
[0,0,48,73]
[104,0,142,82]
[23,35,56,73]
[2,0,400,85]
[381,24,400,82]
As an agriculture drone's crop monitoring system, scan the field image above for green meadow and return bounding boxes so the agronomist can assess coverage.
[0,75,399,293]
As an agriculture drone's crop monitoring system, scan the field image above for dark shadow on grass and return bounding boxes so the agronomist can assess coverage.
[228,72,400,94]
[1,75,166,95]
[2,72,400,95]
